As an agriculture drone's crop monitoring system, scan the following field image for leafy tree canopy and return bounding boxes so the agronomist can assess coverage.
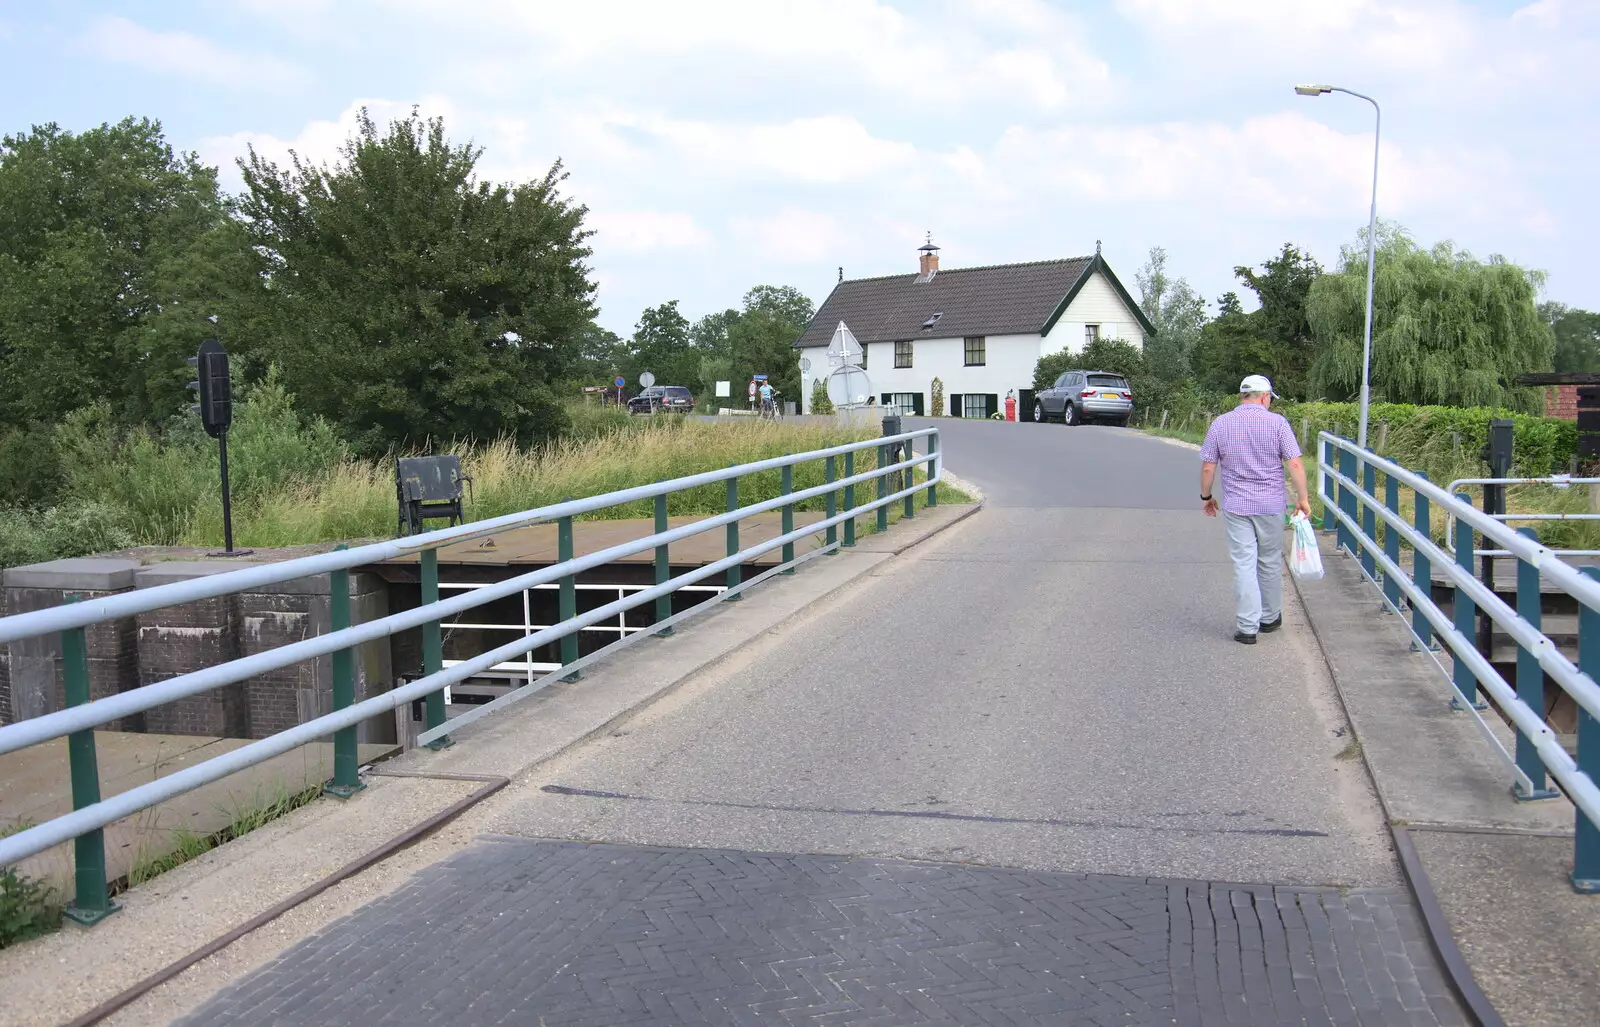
[237,108,596,453]
[1306,224,1552,410]
[1190,244,1322,398]
[1134,247,1206,382]
[1541,302,1600,373]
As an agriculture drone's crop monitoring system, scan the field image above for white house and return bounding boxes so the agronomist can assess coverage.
[793,238,1155,418]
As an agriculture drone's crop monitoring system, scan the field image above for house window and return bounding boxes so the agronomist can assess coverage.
[888,393,920,416]
[894,340,913,368]
[1085,324,1100,347]
[964,336,986,366]
[963,394,988,419]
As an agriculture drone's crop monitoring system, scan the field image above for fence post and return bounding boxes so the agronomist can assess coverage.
[843,451,856,548]
[1382,471,1401,610]
[559,512,581,677]
[1337,445,1357,556]
[1160,410,1169,429]
[1301,417,1310,450]
[825,455,838,551]
[725,471,742,600]
[654,487,673,633]
[1451,494,1485,711]
[877,442,889,533]
[1513,526,1558,800]
[1411,472,1435,651]
[1361,458,1378,581]
[1574,567,1600,891]
[1376,421,1389,455]
[325,545,363,798]
[420,549,451,749]
[926,432,939,507]
[61,596,116,925]
[781,465,796,574]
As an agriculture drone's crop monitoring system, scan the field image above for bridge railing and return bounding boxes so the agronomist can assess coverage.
[0,427,941,920]
[1316,431,1600,892]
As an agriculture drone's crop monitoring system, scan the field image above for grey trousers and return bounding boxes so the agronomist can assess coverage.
[1223,511,1284,635]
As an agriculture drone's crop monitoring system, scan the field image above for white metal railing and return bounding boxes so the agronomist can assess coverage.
[1316,431,1600,891]
[1442,476,1600,557]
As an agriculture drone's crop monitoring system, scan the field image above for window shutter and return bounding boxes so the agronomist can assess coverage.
[985,394,998,419]
[881,393,891,407]
[912,392,924,416]
[950,393,963,418]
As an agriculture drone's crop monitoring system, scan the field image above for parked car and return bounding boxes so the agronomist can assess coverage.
[1034,370,1134,426]
[628,385,695,414]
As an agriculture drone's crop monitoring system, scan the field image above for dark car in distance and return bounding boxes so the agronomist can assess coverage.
[627,385,695,414]
[1033,369,1134,426]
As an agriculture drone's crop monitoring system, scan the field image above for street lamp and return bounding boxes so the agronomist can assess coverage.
[1296,83,1380,451]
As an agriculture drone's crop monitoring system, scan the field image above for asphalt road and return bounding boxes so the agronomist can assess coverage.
[183,418,1446,1026]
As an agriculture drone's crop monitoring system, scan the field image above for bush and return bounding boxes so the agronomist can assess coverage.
[0,509,52,570]
[810,378,834,415]
[0,423,64,508]
[40,502,136,558]
[1276,401,1577,477]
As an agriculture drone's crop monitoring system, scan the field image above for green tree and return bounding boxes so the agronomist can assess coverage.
[237,108,595,453]
[683,285,815,405]
[1306,227,1552,409]
[630,301,698,390]
[571,322,629,385]
[1542,303,1600,373]
[0,118,251,429]
[1134,247,1206,382]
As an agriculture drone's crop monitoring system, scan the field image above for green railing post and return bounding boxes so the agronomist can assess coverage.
[1513,526,1557,800]
[927,432,939,507]
[1360,457,1378,580]
[420,548,451,749]
[1382,471,1401,610]
[780,465,795,574]
[559,512,581,677]
[725,471,741,600]
[843,451,856,548]
[825,455,838,552]
[1574,567,1600,891]
[61,595,116,925]
[876,443,889,533]
[1411,472,1434,651]
[903,441,915,520]
[654,487,673,634]
[1451,494,1484,711]
[1337,446,1357,556]
[325,545,363,798]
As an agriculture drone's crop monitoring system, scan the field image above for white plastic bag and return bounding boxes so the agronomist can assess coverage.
[1289,512,1324,581]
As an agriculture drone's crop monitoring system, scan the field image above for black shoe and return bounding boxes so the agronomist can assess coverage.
[1233,631,1257,645]
[1259,617,1283,634]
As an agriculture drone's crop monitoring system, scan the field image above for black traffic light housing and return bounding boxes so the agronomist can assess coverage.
[186,338,232,439]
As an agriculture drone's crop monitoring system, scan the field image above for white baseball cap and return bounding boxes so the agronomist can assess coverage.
[1239,374,1279,397]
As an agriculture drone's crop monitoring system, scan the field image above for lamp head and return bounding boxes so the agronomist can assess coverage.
[1295,84,1333,96]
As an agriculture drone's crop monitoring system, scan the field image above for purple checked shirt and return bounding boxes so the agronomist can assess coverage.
[1199,405,1302,516]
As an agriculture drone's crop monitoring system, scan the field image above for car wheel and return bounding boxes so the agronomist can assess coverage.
[1033,402,1044,423]
[1064,403,1078,426]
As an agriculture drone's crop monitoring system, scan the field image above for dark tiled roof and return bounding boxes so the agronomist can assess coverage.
[794,256,1135,349]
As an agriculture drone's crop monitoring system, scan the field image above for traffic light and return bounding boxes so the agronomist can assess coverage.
[186,339,232,438]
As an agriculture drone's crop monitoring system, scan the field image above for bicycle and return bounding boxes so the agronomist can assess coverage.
[759,391,782,421]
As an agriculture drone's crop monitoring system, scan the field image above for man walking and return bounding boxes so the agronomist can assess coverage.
[1199,375,1311,645]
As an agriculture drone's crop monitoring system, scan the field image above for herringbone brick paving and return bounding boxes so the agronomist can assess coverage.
[176,838,1466,1026]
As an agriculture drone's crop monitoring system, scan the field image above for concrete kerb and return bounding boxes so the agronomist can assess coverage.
[0,496,983,1027]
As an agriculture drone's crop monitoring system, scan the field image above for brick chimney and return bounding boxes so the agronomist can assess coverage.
[917,233,940,281]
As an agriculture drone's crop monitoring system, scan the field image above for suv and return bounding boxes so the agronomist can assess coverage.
[1034,370,1133,426]
[627,385,695,414]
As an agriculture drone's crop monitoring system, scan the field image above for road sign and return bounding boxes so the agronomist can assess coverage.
[753,374,768,381]
[825,366,872,409]
[640,371,656,388]
[800,358,811,374]
[715,381,731,397]
[615,376,626,387]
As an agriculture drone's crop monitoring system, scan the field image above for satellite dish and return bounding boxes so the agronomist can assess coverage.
[825,321,863,370]
[639,371,656,388]
[825,365,872,410]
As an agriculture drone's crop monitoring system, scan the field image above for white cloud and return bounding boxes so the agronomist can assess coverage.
[731,209,847,264]
[82,16,311,90]
[636,115,918,186]
[588,210,710,254]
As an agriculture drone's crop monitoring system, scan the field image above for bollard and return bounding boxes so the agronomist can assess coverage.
[1411,473,1435,651]
[1574,568,1600,891]
[61,596,117,925]
[1512,527,1557,800]
[781,465,795,574]
[559,513,581,678]
[926,432,939,507]
[420,549,451,749]
[725,471,741,599]
[1451,494,1485,711]
[825,455,838,551]
[1382,472,1401,610]
[843,451,856,547]
[654,488,673,634]
[1360,458,1377,581]
[325,545,363,798]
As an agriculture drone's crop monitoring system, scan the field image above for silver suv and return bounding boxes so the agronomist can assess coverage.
[1034,370,1134,426]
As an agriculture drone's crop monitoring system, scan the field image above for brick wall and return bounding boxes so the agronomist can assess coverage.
[1544,385,1579,420]
[1,569,141,729]
[138,592,247,737]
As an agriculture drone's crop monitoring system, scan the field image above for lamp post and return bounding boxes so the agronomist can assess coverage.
[1296,83,1380,451]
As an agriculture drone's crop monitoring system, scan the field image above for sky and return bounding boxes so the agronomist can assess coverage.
[2,0,1595,337]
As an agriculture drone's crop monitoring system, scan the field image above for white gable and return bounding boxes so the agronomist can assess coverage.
[1040,271,1146,356]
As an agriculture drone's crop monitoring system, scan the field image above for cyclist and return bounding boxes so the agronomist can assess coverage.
[758,380,778,419]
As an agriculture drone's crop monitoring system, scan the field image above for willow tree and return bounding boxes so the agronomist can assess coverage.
[1306,225,1552,411]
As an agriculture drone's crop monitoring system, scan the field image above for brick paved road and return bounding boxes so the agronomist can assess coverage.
[178,838,1464,1027]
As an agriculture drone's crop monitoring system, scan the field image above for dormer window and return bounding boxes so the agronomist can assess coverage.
[922,312,943,330]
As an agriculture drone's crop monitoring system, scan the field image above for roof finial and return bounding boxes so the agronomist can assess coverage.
[1096,239,1102,255]
[837,266,843,283]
